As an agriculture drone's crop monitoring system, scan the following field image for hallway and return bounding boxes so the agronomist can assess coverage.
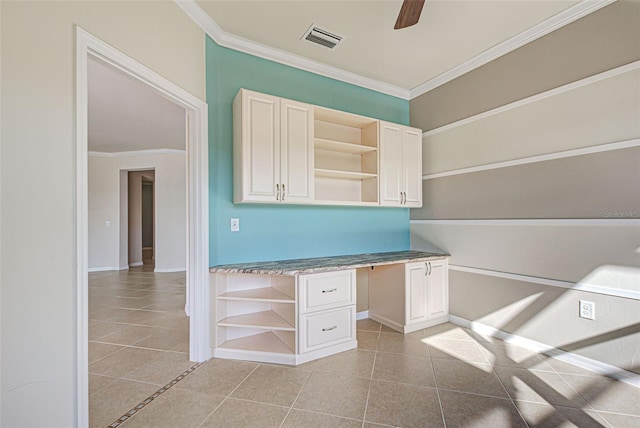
[88,266,191,426]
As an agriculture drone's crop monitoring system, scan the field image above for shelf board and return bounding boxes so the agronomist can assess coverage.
[218,287,294,303]
[315,138,377,155]
[218,331,294,354]
[315,168,377,180]
[218,310,295,331]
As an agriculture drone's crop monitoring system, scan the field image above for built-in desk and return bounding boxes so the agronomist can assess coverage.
[210,250,449,365]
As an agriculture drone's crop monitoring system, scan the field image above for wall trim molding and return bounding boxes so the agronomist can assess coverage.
[423,60,639,138]
[154,267,187,273]
[411,0,616,98]
[449,315,640,387]
[89,149,186,158]
[422,138,640,180]
[447,264,640,301]
[175,0,410,99]
[129,262,144,268]
[411,219,640,226]
[356,310,370,321]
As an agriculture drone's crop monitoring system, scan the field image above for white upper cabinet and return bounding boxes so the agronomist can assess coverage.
[233,89,422,207]
[234,89,314,204]
[379,121,423,207]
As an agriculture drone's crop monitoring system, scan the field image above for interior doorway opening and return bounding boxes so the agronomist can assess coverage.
[127,170,155,269]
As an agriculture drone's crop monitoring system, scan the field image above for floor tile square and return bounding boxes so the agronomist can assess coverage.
[176,358,258,396]
[372,352,436,387]
[199,398,288,428]
[433,358,508,398]
[231,364,311,407]
[365,380,442,427]
[440,389,527,428]
[294,372,370,419]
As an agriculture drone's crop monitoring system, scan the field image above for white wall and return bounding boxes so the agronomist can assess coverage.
[0,1,204,425]
[89,152,186,272]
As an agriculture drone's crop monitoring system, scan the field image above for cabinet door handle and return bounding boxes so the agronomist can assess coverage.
[322,288,337,293]
[428,262,432,275]
[322,326,337,331]
[282,184,286,201]
[276,184,280,201]
[425,262,428,276]
[402,192,406,205]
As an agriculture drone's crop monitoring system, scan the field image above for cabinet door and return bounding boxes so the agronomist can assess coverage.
[239,91,281,202]
[379,121,404,206]
[426,260,449,319]
[281,99,314,203]
[405,262,428,325]
[403,127,423,208]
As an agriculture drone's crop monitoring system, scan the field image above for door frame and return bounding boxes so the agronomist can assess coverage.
[75,27,210,426]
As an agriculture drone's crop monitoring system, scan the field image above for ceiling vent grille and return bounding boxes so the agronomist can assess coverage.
[301,25,343,49]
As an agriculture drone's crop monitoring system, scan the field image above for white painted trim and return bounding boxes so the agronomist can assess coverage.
[88,149,186,157]
[154,267,186,273]
[212,340,357,365]
[356,310,369,321]
[423,61,639,138]
[411,219,640,226]
[410,0,616,98]
[87,266,129,272]
[447,264,640,301]
[175,0,409,99]
[423,139,640,180]
[76,26,210,427]
[449,315,640,387]
[129,261,144,267]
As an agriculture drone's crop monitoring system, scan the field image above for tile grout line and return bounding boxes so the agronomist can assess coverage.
[278,367,315,428]
[106,361,204,428]
[195,363,262,428]
[427,337,448,428]
[490,364,531,428]
[360,328,380,428]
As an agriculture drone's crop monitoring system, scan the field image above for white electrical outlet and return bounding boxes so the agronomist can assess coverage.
[230,218,240,232]
[579,300,595,320]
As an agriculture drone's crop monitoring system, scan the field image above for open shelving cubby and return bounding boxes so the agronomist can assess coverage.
[214,273,296,356]
[313,106,379,205]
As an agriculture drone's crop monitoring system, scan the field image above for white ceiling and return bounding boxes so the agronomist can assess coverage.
[196,0,581,91]
[88,57,186,153]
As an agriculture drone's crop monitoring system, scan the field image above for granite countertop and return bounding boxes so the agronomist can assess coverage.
[209,250,449,275]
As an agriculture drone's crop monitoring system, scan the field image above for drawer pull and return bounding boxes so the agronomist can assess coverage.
[322,288,338,293]
[322,326,337,331]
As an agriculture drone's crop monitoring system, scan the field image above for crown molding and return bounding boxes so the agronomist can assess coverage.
[177,0,613,101]
[176,0,410,100]
[409,0,615,98]
[88,149,186,157]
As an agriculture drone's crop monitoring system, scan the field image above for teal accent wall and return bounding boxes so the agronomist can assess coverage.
[207,37,410,266]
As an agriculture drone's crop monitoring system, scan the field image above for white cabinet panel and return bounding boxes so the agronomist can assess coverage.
[379,121,423,207]
[299,269,356,314]
[281,99,314,203]
[427,259,449,319]
[234,89,313,204]
[405,262,428,325]
[299,306,356,353]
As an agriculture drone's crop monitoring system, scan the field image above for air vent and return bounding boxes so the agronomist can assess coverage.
[301,25,343,49]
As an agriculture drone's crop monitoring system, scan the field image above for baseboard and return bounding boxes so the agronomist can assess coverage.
[154,267,186,273]
[356,310,369,321]
[368,312,405,333]
[88,266,126,272]
[129,261,144,267]
[449,315,640,387]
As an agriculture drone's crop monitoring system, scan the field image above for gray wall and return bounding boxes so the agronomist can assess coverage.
[410,1,640,373]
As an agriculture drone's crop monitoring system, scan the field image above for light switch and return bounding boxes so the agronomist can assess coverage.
[230,218,240,232]
[105,220,111,227]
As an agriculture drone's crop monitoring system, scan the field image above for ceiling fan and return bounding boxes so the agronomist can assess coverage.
[394,0,426,30]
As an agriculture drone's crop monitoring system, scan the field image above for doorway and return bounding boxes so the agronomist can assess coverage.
[76,27,209,426]
[128,170,155,270]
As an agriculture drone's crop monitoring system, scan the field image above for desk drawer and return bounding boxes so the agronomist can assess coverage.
[299,306,355,353]
[298,269,355,314]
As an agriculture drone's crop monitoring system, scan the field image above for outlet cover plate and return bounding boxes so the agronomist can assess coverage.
[579,300,595,320]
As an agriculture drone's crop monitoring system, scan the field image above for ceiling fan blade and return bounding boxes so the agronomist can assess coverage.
[394,0,425,30]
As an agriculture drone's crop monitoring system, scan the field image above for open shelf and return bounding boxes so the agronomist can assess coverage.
[218,287,295,303]
[218,310,295,331]
[315,138,377,155]
[315,168,377,180]
[217,331,294,354]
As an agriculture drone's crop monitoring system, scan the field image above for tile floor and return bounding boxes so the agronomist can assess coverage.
[89,269,640,428]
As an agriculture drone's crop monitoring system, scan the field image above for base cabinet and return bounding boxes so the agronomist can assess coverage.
[369,258,449,333]
[212,269,356,365]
